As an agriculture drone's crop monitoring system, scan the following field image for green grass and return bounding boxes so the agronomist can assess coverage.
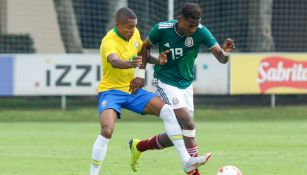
[0,121,306,175]
[0,100,307,175]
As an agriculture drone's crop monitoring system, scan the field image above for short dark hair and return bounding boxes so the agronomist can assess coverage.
[115,7,137,23]
[181,3,201,20]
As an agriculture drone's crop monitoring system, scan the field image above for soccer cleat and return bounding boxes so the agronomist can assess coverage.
[183,153,212,175]
[129,138,142,172]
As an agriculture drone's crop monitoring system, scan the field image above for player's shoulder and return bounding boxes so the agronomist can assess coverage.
[196,23,213,35]
[101,29,117,45]
[133,27,141,36]
[156,20,177,29]
[197,23,209,31]
[103,29,116,40]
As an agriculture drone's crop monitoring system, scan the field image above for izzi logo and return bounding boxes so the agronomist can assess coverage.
[257,56,307,93]
[46,64,101,87]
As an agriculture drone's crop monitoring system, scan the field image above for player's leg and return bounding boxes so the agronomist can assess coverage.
[90,109,117,175]
[144,96,209,174]
[126,88,207,174]
[90,90,124,175]
[136,108,196,151]
[174,108,200,175]
[136,107,201,175]
[136,80,198,153]
[131,81,207,174]
[143,96,191,164]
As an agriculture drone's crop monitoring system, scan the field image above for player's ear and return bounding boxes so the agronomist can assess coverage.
[115,21,120,28]
[178,16,182,23]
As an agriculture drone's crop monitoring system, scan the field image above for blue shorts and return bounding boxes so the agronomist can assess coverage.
[97,89,156,118]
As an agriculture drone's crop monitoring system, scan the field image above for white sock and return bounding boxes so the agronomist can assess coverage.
[159,104,190,164]
[90,135,110,175]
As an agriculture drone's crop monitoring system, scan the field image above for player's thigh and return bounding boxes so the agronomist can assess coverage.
[98,90,128,118]
[124,88,160,116]
[143,96,165,116]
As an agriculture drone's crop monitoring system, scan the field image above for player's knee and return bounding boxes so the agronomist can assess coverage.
[162,104,173,114]
[101,127,113,139]
[160,104,174,116]
[159,104,176,121]
[181,119,195,130]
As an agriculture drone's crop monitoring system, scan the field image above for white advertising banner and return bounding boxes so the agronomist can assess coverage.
[14,54,101,95]
[10,53,228,96]
[193,54,229,94]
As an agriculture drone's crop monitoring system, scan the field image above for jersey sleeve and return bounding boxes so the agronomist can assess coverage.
[147,23,161,45]
[199,26,218,49]
[101,38,117,58]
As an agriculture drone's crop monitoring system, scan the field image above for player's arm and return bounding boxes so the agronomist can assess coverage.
[129,38,152,93]
[138,38,152,69]
[148,52,169,65]
[107,53,142,69]
[139,39,169,65]
[130,23,163,93]
[129,38,169,93]
[210,38,235,64]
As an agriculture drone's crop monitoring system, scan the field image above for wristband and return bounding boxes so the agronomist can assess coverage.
[134,67,145,79]
[221,49,231,57]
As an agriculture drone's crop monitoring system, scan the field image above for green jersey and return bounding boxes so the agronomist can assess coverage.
[148,20,218,89]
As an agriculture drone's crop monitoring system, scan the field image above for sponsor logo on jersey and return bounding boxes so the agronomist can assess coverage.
[185,37,194,47]
[172,97,179,105]
[134,41,139,48]
[257,56,307,93]
[164,43,170,48]
[102,100,107,106]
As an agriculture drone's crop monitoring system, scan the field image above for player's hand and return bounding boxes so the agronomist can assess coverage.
[129,77,145,94]
[158,50,169,65]
[129,56,143,68]
[222,38,235,52]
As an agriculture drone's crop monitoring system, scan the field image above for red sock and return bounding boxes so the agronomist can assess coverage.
[187,145,200,175]
[136,135,164,152]
[187,145,198,157]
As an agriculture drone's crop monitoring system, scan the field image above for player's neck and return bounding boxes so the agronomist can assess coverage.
[175,23,185,36]
[113,27,129,41]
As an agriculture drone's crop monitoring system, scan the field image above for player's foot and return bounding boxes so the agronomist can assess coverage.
[129,138,142,172]
[183,153,212,175]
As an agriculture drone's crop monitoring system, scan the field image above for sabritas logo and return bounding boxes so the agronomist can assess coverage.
[257,56,307,93]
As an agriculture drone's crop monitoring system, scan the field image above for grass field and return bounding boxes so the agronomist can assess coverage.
[0,98,307,175]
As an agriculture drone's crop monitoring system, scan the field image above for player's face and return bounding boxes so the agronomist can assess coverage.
[116,18,137,40]
[178,17,200,36]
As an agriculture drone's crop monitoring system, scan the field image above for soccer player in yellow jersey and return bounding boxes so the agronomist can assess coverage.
[89,7,211,175]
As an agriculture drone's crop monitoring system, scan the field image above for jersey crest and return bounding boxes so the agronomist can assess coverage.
[185,37,194,47]
[134,41,139,48]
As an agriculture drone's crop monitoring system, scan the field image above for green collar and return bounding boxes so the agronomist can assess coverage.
[113,27,128,41]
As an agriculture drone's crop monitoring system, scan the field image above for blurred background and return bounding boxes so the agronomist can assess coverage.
[0,1,307,175]
[0,0,307,107]
[1,0,307,54]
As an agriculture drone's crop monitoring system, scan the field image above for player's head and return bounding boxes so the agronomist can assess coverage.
[177,3,201,36]
[115,7,137,40]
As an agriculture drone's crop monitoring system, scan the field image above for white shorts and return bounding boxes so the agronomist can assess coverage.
[153,78,194,112]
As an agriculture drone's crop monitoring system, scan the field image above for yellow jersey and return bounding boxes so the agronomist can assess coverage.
[98,27,143,93]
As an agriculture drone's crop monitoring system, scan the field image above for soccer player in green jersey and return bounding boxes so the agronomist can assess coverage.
[129,3,235,175]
